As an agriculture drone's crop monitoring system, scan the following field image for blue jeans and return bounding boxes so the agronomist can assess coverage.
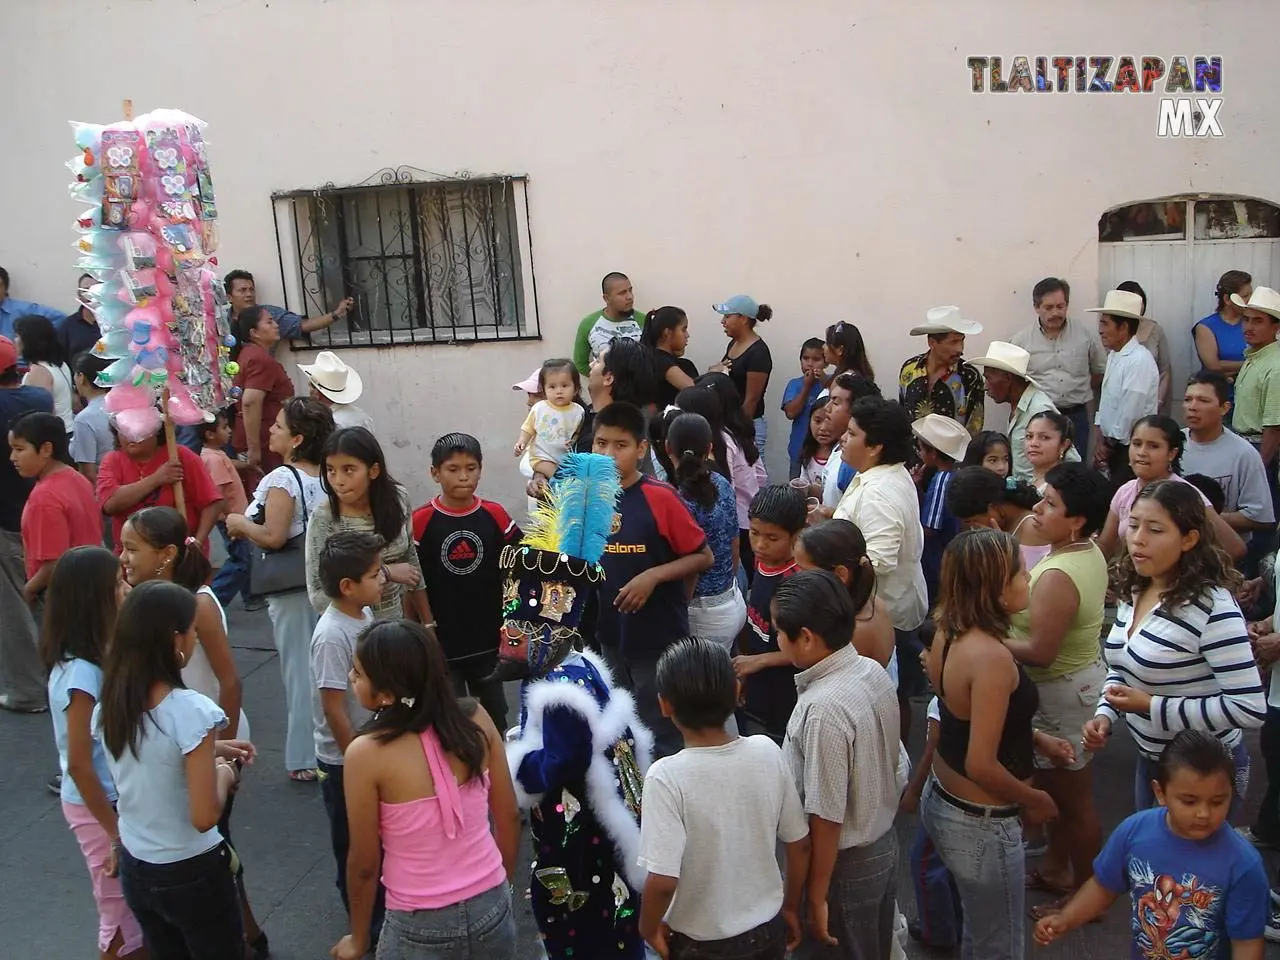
[1134,738,1251,817]
[824,829,898,960]
[753,416,768,469]
[909,821,962,948]
[919,777,1024,960]
[377,883,516,960]
[210,522,252,607]
[118,842,244,960]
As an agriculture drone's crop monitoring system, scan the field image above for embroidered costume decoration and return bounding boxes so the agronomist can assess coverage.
[501,453,650,958]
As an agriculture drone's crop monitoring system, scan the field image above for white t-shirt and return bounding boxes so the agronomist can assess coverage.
[188,586,250,741]
[331,403,375,432]
[800,455,829,489]
[520,400,584,468]
[822,445,845,507]
[249,465,325,540]
[25,361,75,433]
[636,735,809,941]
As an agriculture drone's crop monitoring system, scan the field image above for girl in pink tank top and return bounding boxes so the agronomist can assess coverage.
[330,621,522,960]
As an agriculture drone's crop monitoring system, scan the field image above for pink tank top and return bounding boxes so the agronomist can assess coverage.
[379,727,506,911]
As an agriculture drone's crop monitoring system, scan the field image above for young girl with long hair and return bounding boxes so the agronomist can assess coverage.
[307,426,431,622]
[98,580,255,959]
[823,320,875,383]
[665,413,745,665]
[797,397,834,490]
[42,546,145,960]
[332,621,521,960]
[117,506,267,956]
[1096,415,1245,561]
[1084,480,1265,811]
[959,431,1011,480]
[640,306,699,409]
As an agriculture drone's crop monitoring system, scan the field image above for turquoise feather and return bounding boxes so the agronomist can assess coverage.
[555,453,621,563]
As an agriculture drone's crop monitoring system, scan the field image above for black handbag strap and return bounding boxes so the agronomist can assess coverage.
[284,464,310,538]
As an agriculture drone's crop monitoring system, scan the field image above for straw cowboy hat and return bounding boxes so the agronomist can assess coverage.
[1086,290,1145,321]
[912,414,971,462]
[966,341,1042,389]
[1231,286,1280,321]
[909,305,984,337]
[298,351,363,404]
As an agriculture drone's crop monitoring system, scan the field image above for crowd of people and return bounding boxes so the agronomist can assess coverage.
[5,262,1280,959]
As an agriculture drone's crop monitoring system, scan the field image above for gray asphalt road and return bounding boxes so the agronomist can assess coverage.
[3,601,1277,958]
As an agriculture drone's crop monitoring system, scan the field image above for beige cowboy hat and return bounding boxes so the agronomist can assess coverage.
[911,414,971,462]
[1085,290,1145,321]
[298,351,363,404]
[909,305,984,337]
[1231,285,1280,321]
[966,341,1043,390]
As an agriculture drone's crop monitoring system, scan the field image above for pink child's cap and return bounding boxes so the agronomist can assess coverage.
[511,369,541,394]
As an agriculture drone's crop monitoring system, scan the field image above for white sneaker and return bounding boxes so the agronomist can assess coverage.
[1266,907,1280,944]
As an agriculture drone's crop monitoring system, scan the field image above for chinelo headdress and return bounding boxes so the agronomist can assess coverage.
[494,452,621,680]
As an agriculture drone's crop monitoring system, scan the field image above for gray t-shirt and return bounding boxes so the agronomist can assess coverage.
[1181,428,1275,527]
[310,605,375,765]
[69,395,113,467]
[636,735,808,941]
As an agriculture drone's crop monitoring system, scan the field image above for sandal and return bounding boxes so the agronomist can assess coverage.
[1025,870,1072,896]
[288,768,318,782]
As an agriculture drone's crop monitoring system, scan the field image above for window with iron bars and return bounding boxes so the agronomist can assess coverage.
[271,169,540,347]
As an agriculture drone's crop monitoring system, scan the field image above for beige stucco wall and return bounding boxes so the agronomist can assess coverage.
[2,0,1275,509]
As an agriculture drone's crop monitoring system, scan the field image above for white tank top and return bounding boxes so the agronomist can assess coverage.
[24,362,75,433]
[186,586,250,741]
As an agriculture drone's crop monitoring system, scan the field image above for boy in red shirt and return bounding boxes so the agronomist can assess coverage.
[8,411,103,604]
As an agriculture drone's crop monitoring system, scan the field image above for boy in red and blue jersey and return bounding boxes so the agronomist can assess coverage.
[591,402,714,759]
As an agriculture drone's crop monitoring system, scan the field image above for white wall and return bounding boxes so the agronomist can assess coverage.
[4,0,1277,509]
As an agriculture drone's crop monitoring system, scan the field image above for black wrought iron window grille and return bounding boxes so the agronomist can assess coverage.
[271,167,540,347]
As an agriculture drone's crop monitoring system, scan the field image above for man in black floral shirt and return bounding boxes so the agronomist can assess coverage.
[898,305,986,434]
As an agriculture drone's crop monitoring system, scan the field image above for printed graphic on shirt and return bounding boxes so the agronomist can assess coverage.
[1127,860,1222,959]
[440,529,484,576]
[746,602,775,647]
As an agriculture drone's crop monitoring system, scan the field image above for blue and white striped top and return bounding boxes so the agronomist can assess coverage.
[1097,585,1265,759]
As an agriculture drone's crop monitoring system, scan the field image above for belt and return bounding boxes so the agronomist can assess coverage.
[689,583,740,607]
[1058,403,1087,415]
[930,777,1021,819]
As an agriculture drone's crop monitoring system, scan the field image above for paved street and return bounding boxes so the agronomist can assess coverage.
[3,601,1279,959]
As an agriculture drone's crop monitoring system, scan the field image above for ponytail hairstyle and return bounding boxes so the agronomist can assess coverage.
[100,581,196,759]
[674,385,730,478]
[356,621,488,781]
[231,305,272,362]
[1215,269,1252,313]
[796,519,878,619]
[799,396,833,465]
[321,426,407,543]
[39,546,122,672]
[640,306,688,354]
[126,506,212,592]
[824,321,875,381]
[695,372,760,465]
[960,431,1012,473]
[665,413,718,510]
[747,303,774,328]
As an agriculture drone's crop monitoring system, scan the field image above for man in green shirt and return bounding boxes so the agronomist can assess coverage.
[1231,286,1280,468]
[573,272,644,375]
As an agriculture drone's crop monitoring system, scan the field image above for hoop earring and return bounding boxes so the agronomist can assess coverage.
[176,648,186,667]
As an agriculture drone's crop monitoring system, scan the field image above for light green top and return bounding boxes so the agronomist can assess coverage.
[1009,540,1107,683]
[1232,339,1280,439]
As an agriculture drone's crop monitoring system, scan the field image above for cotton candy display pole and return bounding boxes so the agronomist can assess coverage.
[68,101,238,518]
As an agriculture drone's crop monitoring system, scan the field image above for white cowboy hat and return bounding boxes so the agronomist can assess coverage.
[909,305,984,337]
[298,351,363,404]
[966,341,1043,389]
[1231,285,1280,322]
[1085,290,1145,321]
[912,414,971,462]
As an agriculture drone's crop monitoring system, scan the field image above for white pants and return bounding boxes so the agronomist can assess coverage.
[689,583,747,737]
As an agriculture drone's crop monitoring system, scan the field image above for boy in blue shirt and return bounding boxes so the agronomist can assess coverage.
[1035,729,1268,959]
[781,338,828,480]
[592,402,714,759]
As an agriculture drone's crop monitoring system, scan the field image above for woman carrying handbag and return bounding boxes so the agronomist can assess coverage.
[227,397,335,782]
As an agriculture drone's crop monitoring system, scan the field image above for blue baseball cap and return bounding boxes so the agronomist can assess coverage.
[712,295,759,319]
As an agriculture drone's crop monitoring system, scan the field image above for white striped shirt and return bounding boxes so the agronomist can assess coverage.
[1097,586,1265,758]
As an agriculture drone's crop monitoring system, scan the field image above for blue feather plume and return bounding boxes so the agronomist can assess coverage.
[556,453,621,563]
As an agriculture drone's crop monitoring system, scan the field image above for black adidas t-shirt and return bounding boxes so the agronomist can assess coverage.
[412,497,521,661]
[738,559,799,739]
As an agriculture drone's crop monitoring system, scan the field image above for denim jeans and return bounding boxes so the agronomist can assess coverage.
[821,829,898,960]
[1134,739,1250,817]
[1060,405,1090,462]
[118,842,245,960]
[319,760,386,942]
[919,776,1024,960]
[669,913,785,960]
[210,522,252,607]
[266,590,321,772]
[377,883,516,960]
[908,822,962,949]
[753,416,768,469]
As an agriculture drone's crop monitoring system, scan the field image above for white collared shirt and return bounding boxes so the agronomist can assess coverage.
[833,463,927,631]
[1095,337,1159,443]
[1009,318,1108,409]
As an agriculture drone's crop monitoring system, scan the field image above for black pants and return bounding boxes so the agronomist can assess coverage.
[449,652,509,730]
[669,914,786,960]
[616,654,682,759]
[1107,441,1135,490]
[319,760,386,942]
[118,843,245,960]
[1254,708,1280,846]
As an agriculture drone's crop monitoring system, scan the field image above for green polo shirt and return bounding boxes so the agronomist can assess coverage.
[1232,339,1280,439]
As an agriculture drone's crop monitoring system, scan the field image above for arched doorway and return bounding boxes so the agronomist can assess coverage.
[1098,195,1280,420]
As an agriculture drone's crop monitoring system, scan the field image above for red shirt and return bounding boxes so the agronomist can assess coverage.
[231,343,294,471]
[97,444,223,552]
[21,467,104,578]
